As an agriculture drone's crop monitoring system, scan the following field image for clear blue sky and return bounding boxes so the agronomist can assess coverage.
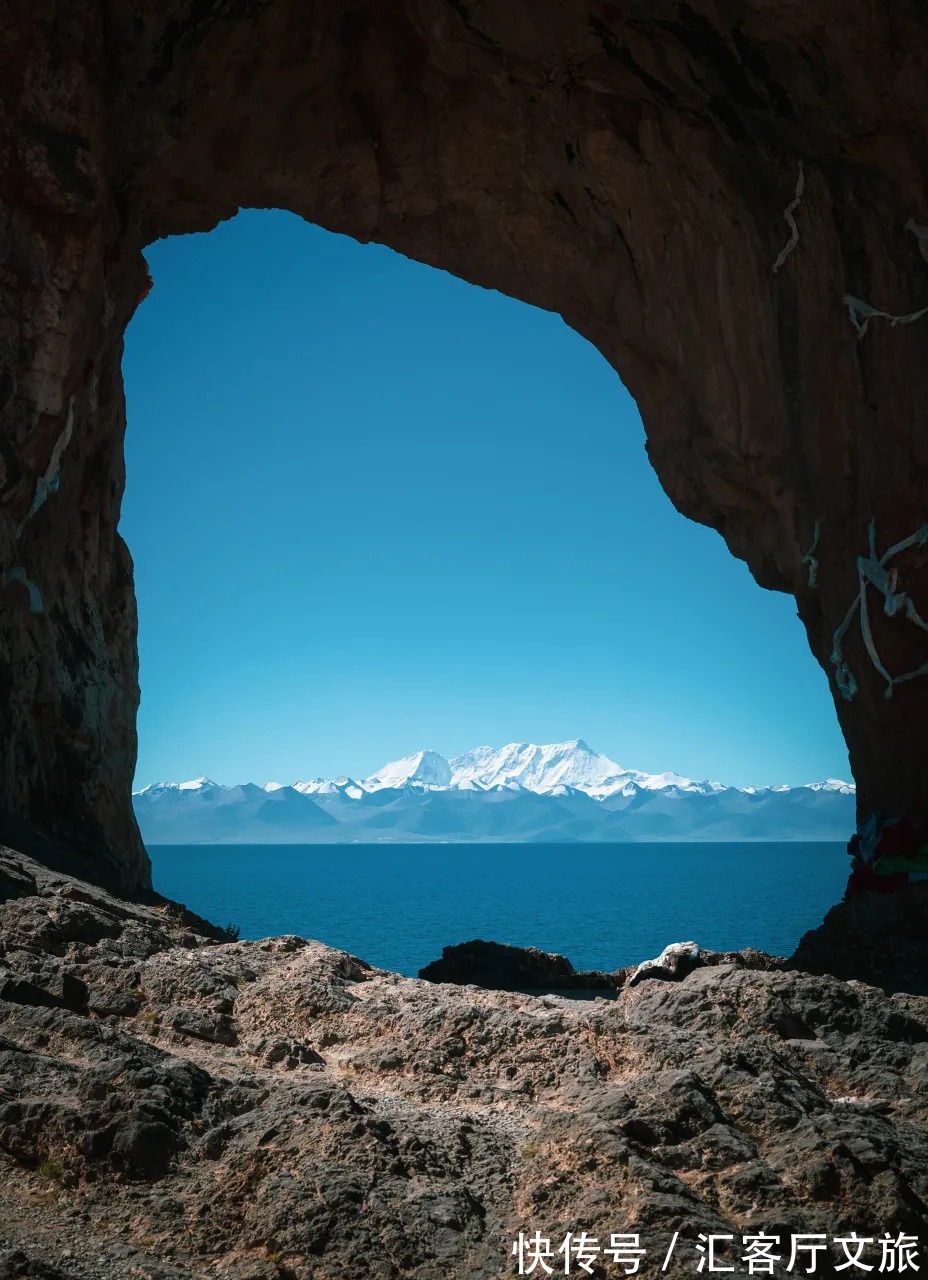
[121,209,850,789]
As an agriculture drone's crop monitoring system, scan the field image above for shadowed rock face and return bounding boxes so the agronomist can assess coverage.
[793,880,928,994]
[3,3,928,891]
[2,845,928,1277]
[418,939,624,992]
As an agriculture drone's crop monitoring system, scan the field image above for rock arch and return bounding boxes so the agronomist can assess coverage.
[3,1,928,893]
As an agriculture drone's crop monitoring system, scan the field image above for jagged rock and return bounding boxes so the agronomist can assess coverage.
[0,864,36,905]
[1,849,928,1277]
[0,974,86,1013]
[251,1037,324,1069]
[165,1006,238,1046]
[418,939,621,992]
[111,1118,181,1183]
[86,992,142,1019]
[0,1251,79,1280]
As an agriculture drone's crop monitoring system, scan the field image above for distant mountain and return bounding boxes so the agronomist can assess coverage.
[447,739,724,797]
[133,777,337,843]
[364,750,452,791]
[133,740,855,844]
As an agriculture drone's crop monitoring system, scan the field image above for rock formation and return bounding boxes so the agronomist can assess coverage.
[628,940,703,986]
[2,843,928,1278]
[4,4,928,891]
[418,939,623,993]
[417,938,784,993]
[793,879,928,993]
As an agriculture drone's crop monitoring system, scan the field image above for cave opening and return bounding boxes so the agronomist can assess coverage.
[9,14,928,1269]
[119,209,850,973]
[4,0,928,983]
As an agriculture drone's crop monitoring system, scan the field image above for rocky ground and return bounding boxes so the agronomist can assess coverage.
[1,844,928,1279]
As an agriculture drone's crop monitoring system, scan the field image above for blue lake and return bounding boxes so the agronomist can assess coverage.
[149,842,849,978]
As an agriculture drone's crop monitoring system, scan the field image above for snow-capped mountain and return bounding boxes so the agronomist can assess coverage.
[136,776,222,795]
[803,778,857,795]
[293,777,366,800]
[447,739,724,797]
[133,740,856,845]
[363,750,452,791]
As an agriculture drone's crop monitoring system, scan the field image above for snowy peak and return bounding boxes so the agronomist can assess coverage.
[450,739,626,796]
[135,777,222,796]
[132,740,858,845]
[133,744,856,804]
[447,740,721,798]
[294,777,365,800]
[803,778,856,795]
[363,749,452,791]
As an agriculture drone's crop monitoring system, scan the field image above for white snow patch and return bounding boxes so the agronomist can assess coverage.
[363,750,452,791]
[803,778,856,795]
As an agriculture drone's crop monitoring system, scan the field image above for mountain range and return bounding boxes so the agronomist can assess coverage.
[133,739,855,844]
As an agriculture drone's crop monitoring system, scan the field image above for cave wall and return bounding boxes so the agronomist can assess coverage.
[3,0,928,892]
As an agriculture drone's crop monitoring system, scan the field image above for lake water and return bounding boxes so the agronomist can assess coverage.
[148,842,849,977]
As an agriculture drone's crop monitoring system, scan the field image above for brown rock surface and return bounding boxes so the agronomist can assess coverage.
[1,844,928,1277]
[5,5,928,889]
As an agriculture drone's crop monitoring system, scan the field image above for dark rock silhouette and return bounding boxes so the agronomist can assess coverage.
[419,938,622,992]
[792,880,928,993]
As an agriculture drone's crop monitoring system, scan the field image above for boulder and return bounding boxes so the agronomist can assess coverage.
[628,941,703,987]
[419,939,620,992]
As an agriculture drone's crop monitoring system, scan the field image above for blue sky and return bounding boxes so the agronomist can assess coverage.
[121,209,849,789]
